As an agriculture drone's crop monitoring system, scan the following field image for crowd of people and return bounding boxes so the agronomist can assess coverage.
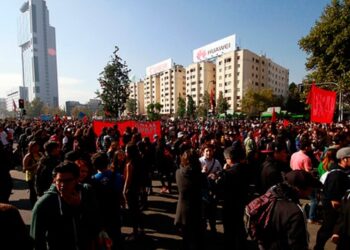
[0,117,350,249]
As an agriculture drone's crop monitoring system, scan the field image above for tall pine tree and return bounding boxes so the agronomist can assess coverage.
[96,47,130,118]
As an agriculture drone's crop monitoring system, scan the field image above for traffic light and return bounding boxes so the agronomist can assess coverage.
[22,109,26,116]
[18,99,24,109]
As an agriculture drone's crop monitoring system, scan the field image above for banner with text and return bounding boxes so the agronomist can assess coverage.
[92,120,161,139]
[310,86,336,123]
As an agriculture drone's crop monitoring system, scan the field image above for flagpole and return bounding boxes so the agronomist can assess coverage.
[301,81,342,122]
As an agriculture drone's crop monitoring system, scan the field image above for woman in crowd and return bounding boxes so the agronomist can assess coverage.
[22,141,43,207]
[175,148,203,250]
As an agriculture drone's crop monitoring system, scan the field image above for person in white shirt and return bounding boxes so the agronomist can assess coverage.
[199,143,222,235]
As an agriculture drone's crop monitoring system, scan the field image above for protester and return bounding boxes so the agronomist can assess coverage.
[315,147,350,250]
[257,170,322,250]
[175,148,203,250]
[0,203,33,250]
[30,161,102,250]
[22,141,43,207]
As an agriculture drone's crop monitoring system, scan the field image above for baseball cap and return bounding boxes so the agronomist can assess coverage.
[336,147,350,159]
[285,170,322,190]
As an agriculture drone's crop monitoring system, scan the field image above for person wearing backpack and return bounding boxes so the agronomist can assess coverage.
[247,170,321,250]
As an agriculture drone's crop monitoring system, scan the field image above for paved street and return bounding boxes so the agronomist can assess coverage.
[10,169,335,250]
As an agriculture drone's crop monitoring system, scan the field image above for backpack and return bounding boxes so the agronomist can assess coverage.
[244,187,278,241]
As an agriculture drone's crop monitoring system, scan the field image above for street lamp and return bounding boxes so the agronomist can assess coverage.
[302,81,343,122]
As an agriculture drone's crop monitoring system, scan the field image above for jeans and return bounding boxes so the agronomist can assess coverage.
[309,188,318,221]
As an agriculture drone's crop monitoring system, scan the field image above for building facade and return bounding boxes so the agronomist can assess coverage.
[6,87,28,111]
[18,0,59,107]
[215,49,289,113]
[159,65,186,114]
[129,81,145,115]
[186,61,216,107]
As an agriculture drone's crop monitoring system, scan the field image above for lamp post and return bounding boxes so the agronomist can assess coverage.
[302,81,342,122]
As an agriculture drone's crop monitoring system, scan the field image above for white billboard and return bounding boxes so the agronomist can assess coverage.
[193,35,236,62]
[146,58,173,76]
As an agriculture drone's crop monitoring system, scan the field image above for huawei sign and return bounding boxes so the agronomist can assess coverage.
[196,50,207,61]
[193,34,236,62]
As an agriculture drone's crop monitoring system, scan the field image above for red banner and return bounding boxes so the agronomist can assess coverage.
[310,86,336,123]
[92,120,161,140]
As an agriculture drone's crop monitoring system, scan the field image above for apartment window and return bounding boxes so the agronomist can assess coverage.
[237,64,240,67]
[218,61,222,65]
[237,72,240,76]
[237,96,240,99]
[199,67,202,70]
[237,56,240,60]
[255,82,258,86]
[224,58,231,63]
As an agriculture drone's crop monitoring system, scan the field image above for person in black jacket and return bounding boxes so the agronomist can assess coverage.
[174,148,203,250]
[220,144,249,250]
[260,141,291,193]
[314,147,350,250]
[332,191,350,250]
[35,141,62,197]
[260,170,322,250]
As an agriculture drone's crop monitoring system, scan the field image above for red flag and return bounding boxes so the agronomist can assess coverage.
[310,86,336,123]
[271,108,277,123]
[82,115,89,124]
[306,81,316,104]
[12,99,17,112]
[283,119,290,127]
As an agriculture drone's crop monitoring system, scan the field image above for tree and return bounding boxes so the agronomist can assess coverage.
[241,88,275,117]
[146,102,163,121]
[216,91,230,115]
[126,98,137,117]
[27,98,45,118]
[71,106,92,119]
[197,91,211,118]
[176,95,186,118]
[96,46,130,118]
[299,0,350,91]
[186,95,196,119]
[285,82,306,113]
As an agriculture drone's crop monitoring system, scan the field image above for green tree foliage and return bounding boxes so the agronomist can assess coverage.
[70,106,92,119]
[186,95,196,119]
[126,98,137,117]
[96,46,130,118]
[197,91,211,117]
[147,102,163,121]
[27,98,44,118]
[216,91,230,115]
[176,95,186,118]
[299,0,350,90]
[285,82,306,113]
[241,88,276,117]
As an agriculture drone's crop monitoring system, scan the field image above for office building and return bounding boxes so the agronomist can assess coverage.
[18,0,59,107]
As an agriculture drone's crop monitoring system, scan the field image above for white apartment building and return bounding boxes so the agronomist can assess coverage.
[186,61,216,107]
[216,49,289,113]
[18,0,59,107]
[144,75,161,112]
[6,86,28,111]
[159,65,186,114]
[129,81,145,114]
